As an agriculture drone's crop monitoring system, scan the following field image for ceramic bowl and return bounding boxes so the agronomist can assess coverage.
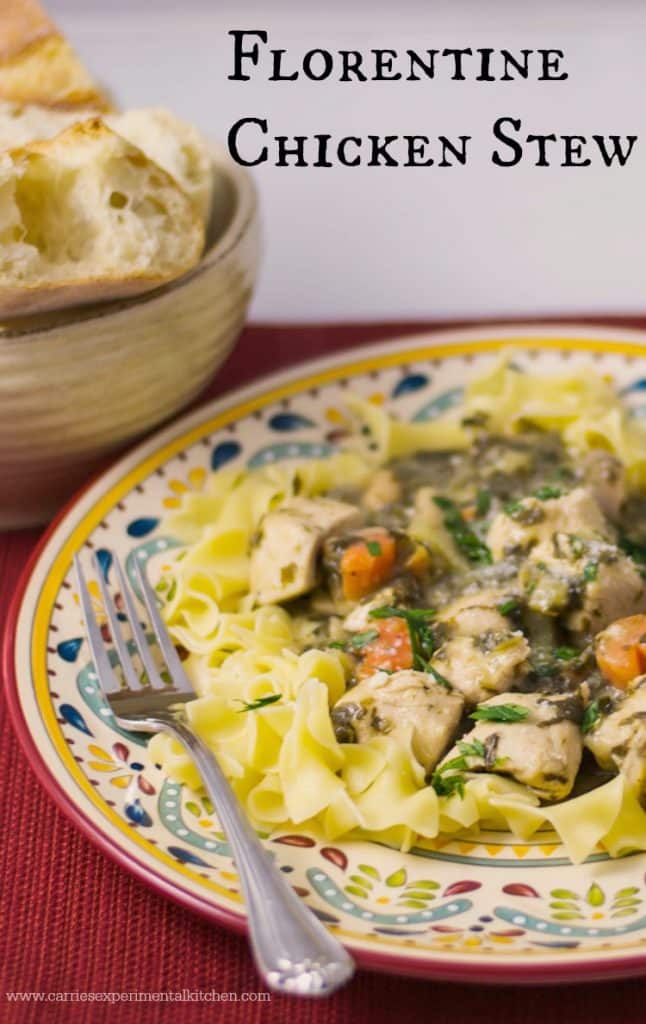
[0,145,260,529]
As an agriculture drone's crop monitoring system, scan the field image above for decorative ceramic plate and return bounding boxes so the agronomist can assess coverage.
[6,326,646,984]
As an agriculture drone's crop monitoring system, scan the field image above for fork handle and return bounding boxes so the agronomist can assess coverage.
[130,713,354,996]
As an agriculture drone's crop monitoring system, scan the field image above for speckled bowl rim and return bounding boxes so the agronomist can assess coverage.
[4,325,646,986]
[0,143,258,340]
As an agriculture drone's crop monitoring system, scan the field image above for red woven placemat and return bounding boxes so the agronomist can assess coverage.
[2,321,646,1024]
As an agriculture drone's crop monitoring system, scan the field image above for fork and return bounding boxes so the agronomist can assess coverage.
[74,549,355,997]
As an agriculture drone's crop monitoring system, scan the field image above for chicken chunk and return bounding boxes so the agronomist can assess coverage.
[429,633,530,707]
[568,555,646,636]
[429,589,530,705]
[581,450,626,521]
[585,676,646,802]
[361,469,402,511]
[250,497,361,605]
[331,669,464,771]
[487,487,612,561]
[437,588,516,636]
[521,533,646,637]
[438,691,583,802]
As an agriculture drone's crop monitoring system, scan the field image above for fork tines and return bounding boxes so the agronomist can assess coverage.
[74,550,192,706]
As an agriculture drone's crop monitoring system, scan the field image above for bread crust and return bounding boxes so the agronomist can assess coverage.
[0,0,55,63]
[0,0,110,109]
[0,272,198,317]
[0,119,205,316]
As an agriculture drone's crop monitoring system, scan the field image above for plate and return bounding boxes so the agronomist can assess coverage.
[5,325,646,984]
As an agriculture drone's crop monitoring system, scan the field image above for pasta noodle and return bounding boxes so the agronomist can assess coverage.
[463,357,646,488]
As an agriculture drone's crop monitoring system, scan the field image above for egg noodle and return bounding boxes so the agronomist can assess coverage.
[148,360,646,862]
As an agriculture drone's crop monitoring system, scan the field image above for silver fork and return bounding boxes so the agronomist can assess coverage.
[74,549,355,997]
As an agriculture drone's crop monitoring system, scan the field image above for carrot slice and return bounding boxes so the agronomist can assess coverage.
[358,617,413,678]
[595,614,646,688]
[340,528,397,601]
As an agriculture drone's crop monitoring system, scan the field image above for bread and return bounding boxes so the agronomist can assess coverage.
[0,103,214,225]
[0,119,204,316]
[106,109,213,225]
[0,0,110,109]
[0,99,82,147]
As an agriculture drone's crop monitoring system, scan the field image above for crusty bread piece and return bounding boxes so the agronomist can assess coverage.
[106,109,213,225]
[0,118,204,316]
[0,103,214,225]
[0,0,110,109]
[0,99,83,146]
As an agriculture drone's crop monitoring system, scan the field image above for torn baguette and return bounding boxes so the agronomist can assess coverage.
[0,0,110,109]
[0,118,205,316]
[106,109,213,225]
[0,102,213,225]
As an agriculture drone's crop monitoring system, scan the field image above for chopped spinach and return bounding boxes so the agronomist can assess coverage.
[619,534,646,565]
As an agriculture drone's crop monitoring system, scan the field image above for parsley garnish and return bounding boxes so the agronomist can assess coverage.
[567,534,586,558]
[366,540,383,557]
[431,752,470,797]
[431,770,466,799]
[583,561,599,583]
[426,663,453,690]
[534,485,562,501]
[470,704,529,723]
[235,694,282,713]
[457,739,486,759]
[369,606,436,622]
[368,605,437,632]
[347,629,379,649]
[475,489,492,517]
[581,700,600,734]
[498,598,519,616]
[504,499,524,518]
[553,645,579,661]
[433,495,492,565]
[431,742,487,798]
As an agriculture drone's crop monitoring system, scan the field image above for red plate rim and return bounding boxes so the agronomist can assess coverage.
[4,329,646,986]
